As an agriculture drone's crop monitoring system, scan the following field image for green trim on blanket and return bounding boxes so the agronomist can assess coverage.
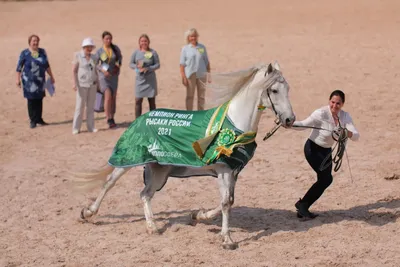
[108,102,257,172]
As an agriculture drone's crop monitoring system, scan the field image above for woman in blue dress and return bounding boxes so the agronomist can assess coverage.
[16,34,55,129]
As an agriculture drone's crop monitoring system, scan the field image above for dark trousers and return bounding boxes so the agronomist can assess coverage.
[135,97,156,118]
[27,98,43,123]
[301,139,333,208]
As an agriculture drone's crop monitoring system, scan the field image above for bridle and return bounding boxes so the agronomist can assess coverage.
[260,70,285,141]
[266,87,279,118]
[259,70,282,122]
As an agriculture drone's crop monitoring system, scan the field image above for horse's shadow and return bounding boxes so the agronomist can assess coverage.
[95,198,400,243]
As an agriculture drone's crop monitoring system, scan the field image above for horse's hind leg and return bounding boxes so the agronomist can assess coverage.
[80,167,130,221]
[140,163,170,234]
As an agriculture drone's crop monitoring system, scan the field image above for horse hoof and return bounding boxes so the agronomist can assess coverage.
[189,211,199,226]
[79,207,94,221]
[222,242,238,250]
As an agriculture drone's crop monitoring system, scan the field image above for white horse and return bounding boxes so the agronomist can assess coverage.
[73,61,295,250]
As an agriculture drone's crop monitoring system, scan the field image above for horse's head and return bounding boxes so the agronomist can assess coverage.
[257,61,295,128]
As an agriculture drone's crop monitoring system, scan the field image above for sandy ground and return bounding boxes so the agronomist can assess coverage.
[1,0,400,266]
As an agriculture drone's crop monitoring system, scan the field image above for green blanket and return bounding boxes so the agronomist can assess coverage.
[108,102,258,173]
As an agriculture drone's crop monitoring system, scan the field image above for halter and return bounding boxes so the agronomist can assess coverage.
[259,70,285,140]
[259,70,282,116]
[266,88,279,117]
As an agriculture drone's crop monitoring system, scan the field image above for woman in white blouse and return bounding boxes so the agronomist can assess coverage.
[293,90,360,219]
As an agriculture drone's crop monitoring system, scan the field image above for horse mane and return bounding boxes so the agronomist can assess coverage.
[204,64,267,108]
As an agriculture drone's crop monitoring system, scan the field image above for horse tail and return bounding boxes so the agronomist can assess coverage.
[68,163,115,192]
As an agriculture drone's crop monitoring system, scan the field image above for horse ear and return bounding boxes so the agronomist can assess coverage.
[267,63,274,74]
[273,61,281,71]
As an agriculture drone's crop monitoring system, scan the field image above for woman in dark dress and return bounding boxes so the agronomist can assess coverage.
[16,34,55,129]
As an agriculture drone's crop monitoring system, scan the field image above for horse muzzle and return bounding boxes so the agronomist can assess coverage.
[280,115,296,128]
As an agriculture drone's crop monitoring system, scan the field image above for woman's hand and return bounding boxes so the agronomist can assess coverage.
[16,80,21,88]
[333,126,352,139]
[346,129,353,138]
[207,72,212,83]
[73,85,77,91]
[113,65,120,75]
[103,70,111,78]
[140,67,148,73]
[182,76,188,86]
[51,76,55,84]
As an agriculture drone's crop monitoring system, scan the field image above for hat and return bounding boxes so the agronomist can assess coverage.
[82,37,95,48]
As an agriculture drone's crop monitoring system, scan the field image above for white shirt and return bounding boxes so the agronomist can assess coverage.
[293,105,360,148]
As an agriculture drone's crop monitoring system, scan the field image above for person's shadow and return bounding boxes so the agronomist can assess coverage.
[93,197,400,244]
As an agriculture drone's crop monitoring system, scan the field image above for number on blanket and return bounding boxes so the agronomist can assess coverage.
[157,127,172,136]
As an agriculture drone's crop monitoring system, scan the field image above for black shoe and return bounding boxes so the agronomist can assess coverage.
[108,118,117,128]
[30,122,37,129]
[296,211,318,219]
[295,199,318,219]
[37,119,49,126]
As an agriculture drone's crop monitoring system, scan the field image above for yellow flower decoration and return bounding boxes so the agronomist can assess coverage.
[144,51,153,59]
[31,51,39,58]
[197,48,205,54]
[100,52,108,62]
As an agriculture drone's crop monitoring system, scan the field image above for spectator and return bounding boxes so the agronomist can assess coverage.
[96,31,122,128]
[129,34,160,118]
[179,28,210,111]
[72,37,99,134]
[16,34,55,128]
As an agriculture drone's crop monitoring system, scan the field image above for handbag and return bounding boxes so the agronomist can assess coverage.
[94,91,104,113]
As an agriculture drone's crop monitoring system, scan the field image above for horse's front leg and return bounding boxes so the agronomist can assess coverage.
[218,170,238,250]
[80,167,130,221]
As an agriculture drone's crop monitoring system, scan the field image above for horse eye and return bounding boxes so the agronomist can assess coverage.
[272,89,278,94]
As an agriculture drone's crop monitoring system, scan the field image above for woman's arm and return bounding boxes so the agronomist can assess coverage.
[179,47,188,86]
[147,51,160,72]
[129,50,137,70]
[95,49,111,77]
[116,45,122,66]
[42,49,55,83]
[72,53,79,90]
[344,114,360,141]
[180,65,187,86]
[203,46,210,72]
[16,51,25,87]
[46,67,55,84]
[16,72,22,87]
[292,110,320,131]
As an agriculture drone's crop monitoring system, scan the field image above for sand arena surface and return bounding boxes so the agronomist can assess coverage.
[1,0,400,266]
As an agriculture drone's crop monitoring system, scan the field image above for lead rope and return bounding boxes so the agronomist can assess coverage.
[319,119,354,183]
[262,118,281,141]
